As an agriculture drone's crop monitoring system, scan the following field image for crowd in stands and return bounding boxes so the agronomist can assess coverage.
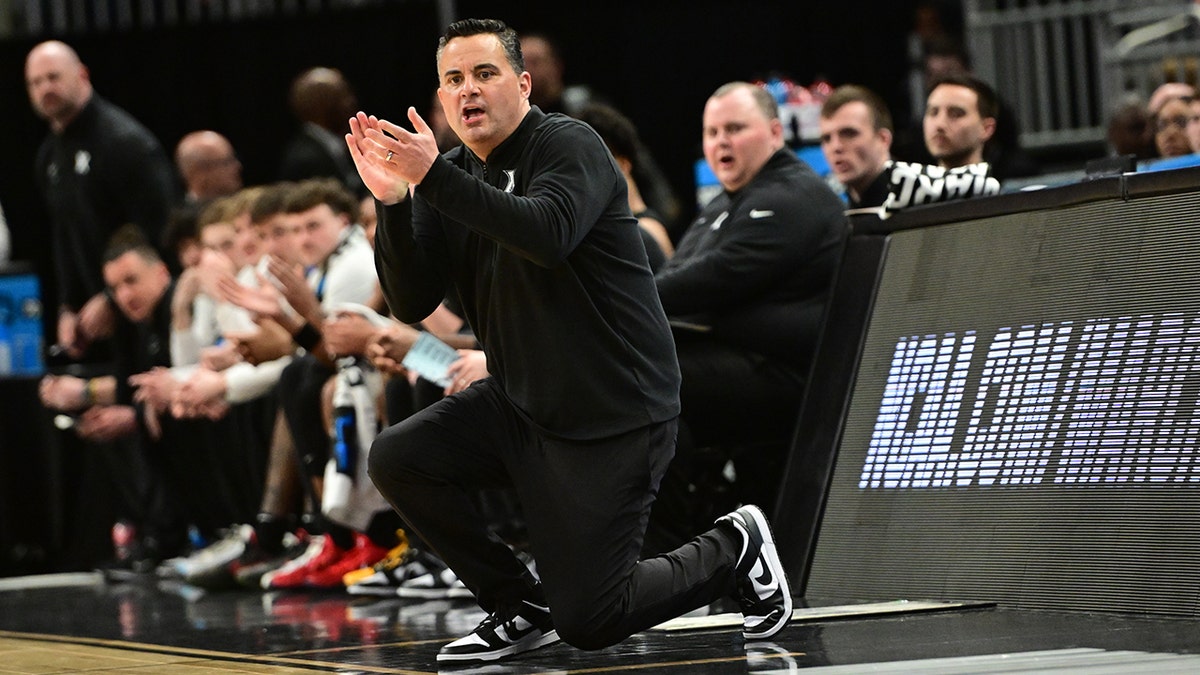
[23,6,1200,636]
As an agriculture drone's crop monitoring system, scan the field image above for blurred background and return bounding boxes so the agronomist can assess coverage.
[0,0,929,276]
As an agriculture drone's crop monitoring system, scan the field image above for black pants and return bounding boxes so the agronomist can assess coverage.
[279,354,335,477]
[154,395,274,540]
[368,377,742,651]
[673,332,805,448]
[643,334,804,554]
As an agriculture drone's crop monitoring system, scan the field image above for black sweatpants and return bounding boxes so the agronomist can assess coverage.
[368,377,742,651]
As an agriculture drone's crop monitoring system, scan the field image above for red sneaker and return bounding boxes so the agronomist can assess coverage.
[305,533,389,589]
[262,535,343,589]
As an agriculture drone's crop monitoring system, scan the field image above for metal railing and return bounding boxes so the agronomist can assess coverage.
[1,0,454,37]
[967,0,1200,151]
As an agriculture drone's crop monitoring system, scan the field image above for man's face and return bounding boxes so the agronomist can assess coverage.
[923,83,995,168]
[819,101,892,196]
[296,203,348,267]
[519,36,562,107]
[103,251,169,324]
[436,33,532,160]
[1155,97,1193,158]
[25,45,90,127]
[200,222,237,262]
[202,153,243,199]
[177,239,202,270]
[702,88,783,192]
[232,212,264,269]
[265,214,304,265]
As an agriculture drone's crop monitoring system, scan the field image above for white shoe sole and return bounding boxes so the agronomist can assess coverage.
[436,629,560,663]
[740,505,792,640]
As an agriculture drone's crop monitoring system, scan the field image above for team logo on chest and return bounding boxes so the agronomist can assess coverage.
[74,150,91,175]
[503,170,516,193]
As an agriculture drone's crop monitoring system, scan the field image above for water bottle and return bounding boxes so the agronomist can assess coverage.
[333,406,356,474]
[332,381,357,475]
[0,322,11,376]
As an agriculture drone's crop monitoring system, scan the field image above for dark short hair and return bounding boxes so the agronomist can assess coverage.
[710,81,779,121]
[104,224,162,266]
[821,84,894,132]
[284,178,359,222]
[927,73,999,120]
[161,201,203,252]
[250,182,296,225]
[576,103,641,165]
[438,18,523,75]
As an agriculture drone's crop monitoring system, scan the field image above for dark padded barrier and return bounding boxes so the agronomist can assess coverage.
[777,167,1200,615]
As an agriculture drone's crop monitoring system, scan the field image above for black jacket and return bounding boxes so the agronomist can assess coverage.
[34,95,177,310]
[656,149,846,370]
[278,123,365,195]
[376,107,680,440]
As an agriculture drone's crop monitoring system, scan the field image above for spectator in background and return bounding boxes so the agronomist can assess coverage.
[175,131,243,204]
[819,85,894,209]
[1152,93,1195,159]
[895,37,1038,179]
[280,67,364,195]
[521,32,682,232]
[923,74,997,170]
[162,185,308,590]
[1147,87,1195,158]
[575,103,674,267]
[646,82,845,553]
[1147,81,1195,119]
[219,179,386,590]
[169,198,245,368]
[922,35,971,85]
[39,227,186,572]
[159,201,205,275]
[904,0,964,125]
[161,129,244,273]
[520,33,597,116]
[26,40,177,359]
[1187,96,1200,154]
[1107,96,1157,160]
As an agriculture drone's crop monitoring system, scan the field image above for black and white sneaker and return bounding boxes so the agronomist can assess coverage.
[717,504,793,640]
[437,599,560,663]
